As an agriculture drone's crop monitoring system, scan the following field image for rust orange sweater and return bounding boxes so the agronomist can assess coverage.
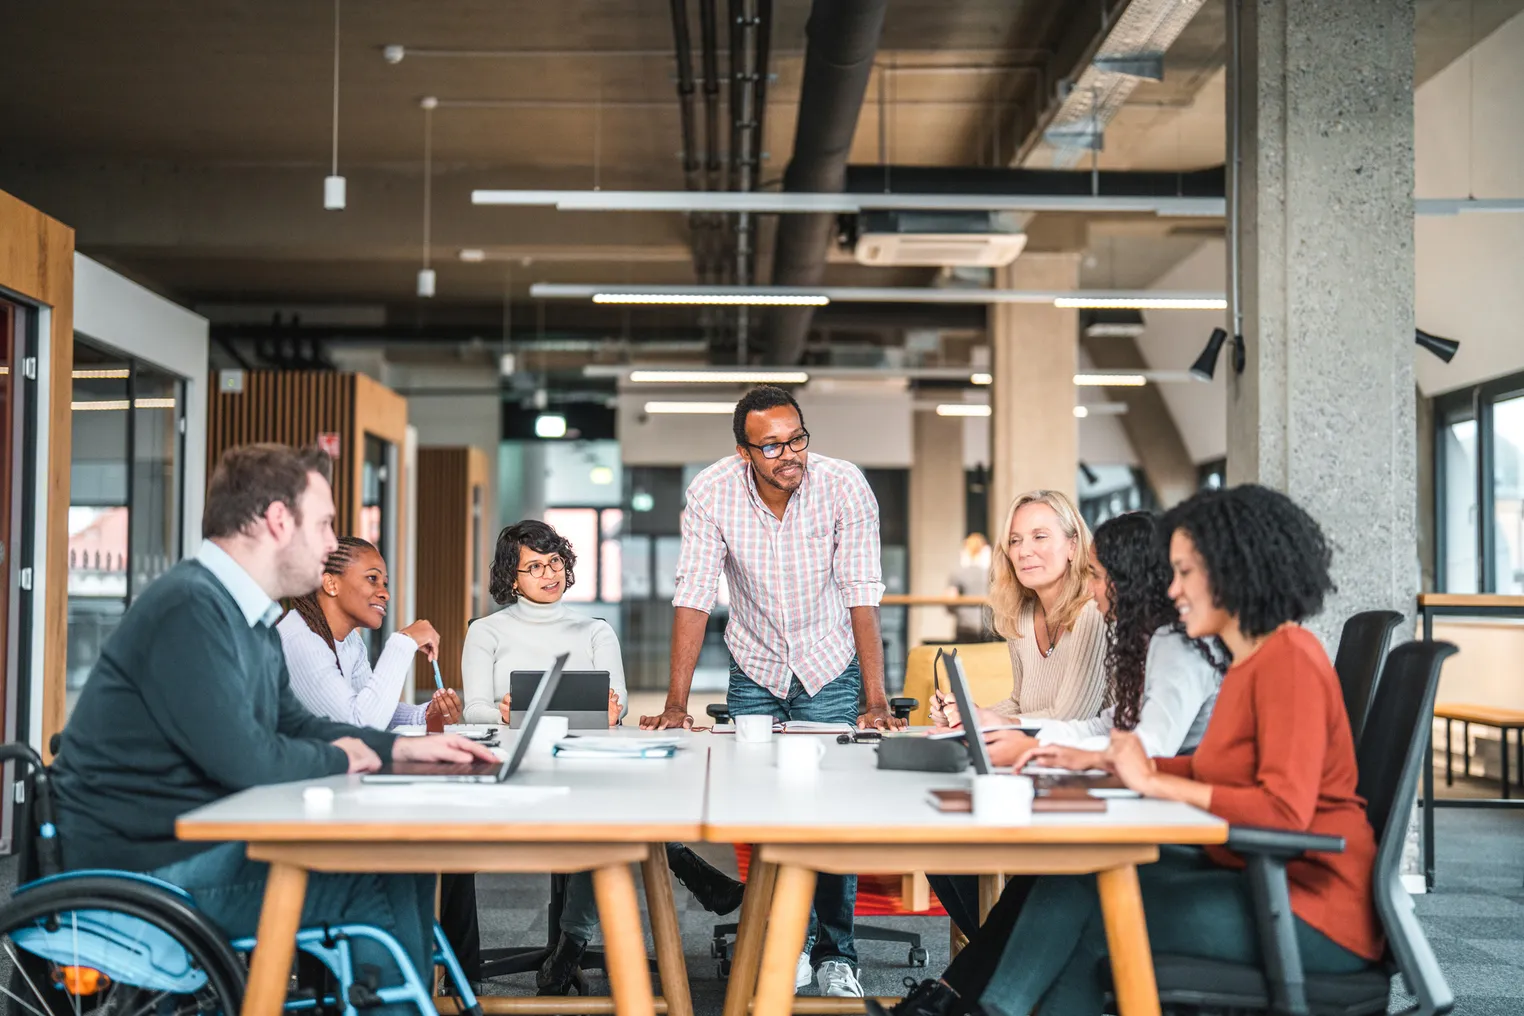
[1154,625,1383,961]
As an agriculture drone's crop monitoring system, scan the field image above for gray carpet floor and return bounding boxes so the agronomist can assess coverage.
[0,806,1519,1014]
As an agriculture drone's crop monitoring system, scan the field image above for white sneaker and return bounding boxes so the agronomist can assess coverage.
[816,959,863,997]
[795,952,812,992]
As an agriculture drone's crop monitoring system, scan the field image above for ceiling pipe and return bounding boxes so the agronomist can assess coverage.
[762,0,889,365]
[840,164,1224,198]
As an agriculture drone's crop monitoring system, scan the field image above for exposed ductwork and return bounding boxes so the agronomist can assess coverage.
[761,0,889,365]
[840,164,1224,198]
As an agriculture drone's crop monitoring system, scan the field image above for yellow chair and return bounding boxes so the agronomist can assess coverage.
[902,641,1014,725]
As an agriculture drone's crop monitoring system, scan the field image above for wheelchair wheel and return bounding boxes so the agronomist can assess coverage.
[0,874,246,1015]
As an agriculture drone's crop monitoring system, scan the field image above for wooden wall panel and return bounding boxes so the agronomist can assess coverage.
[0,189,75,755]
[415,448,472,696]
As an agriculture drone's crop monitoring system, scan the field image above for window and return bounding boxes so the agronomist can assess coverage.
[1434,370,1524,592]
[67,340,186,716]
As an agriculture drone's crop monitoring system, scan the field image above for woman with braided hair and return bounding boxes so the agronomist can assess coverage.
[278,536,461,731]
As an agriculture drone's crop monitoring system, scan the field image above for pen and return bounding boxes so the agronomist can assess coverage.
[432,659,445,692]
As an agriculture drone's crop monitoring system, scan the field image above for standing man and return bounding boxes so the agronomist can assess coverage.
[52,443,496,998]
[640,385,904,998]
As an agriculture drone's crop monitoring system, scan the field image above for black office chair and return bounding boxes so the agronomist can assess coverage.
[1333,610,1405,746]
[705,697,929,977]
[1148,639,1458,1016]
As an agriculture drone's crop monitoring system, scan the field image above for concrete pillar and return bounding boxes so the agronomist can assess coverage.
[1228,0,1418,645]
[909,411,966,646]
[989,254,1081,537]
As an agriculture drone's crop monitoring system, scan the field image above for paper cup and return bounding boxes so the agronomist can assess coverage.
[971,774,1034,824]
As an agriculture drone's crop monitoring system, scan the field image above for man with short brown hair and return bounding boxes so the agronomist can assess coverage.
[52,442,494,997]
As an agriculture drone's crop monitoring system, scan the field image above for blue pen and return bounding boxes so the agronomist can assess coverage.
[432,659,445,692]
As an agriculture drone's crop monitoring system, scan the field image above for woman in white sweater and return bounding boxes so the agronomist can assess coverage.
[463,520,742,996]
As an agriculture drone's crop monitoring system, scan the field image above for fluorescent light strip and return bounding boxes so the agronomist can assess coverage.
[472,189,1228,217]
[1055,297,1228,310]
[72,398,177,411]
[72,368,131,379]
[970,372,993,385]
[593,292,828,307]
[628,370,810,384]
[936,404,992,417]
[535,283,1225,308]
[1073,374,1146,387]
[643,401,737,415]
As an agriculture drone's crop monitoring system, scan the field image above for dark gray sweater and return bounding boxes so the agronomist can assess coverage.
[52,559,397,871]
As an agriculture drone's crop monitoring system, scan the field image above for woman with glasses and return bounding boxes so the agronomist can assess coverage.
[461,519,743,995]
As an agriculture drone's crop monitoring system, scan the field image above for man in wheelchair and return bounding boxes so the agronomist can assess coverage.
[45,443,496,1008]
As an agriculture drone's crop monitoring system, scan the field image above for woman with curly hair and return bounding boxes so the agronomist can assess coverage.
[461,519,742,995]
[889,485,1380,1016]
[917,511,1227,970]
[930,490,1108,732]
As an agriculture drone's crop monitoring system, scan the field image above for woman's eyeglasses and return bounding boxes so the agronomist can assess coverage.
[744,431,810,460]
[518,555,567,578]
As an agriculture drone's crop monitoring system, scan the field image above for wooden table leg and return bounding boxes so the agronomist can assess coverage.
[752,863,816,1016]
[244,861,309,1016]
[1096,864,1160,1016]
[640,844,693,1016]
[977,873,1006,924]
[721,858,776,1016]
[593,862,657,1016]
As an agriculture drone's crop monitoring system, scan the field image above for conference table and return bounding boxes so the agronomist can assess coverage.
[178,729,1227,1016]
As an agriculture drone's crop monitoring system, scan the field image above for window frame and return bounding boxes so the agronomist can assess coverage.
[1433,367,1524,592]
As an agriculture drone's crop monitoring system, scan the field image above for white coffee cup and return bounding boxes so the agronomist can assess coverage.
[775,736,828,776]
[971,774,1035,824]
[528,715,570,761]
[734,714,775,743]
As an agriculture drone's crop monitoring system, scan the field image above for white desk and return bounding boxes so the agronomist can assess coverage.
[178,729,707,1016]
[702,736,1228,1016]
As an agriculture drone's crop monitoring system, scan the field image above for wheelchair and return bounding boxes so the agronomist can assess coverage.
[0,742,483,1015]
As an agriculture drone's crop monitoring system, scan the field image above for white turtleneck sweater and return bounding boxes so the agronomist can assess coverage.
[459,598,628,725]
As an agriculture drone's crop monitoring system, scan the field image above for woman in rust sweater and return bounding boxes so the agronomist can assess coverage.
[971,484,1381,1016]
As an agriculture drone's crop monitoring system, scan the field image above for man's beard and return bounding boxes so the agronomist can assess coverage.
[273,537,324,600]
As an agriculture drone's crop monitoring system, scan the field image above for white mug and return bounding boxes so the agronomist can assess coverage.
[734,714,775,743]
[775,736,828,776]
[971,774,1035,824]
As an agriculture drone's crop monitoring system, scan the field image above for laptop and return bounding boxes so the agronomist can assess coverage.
[362,654,568,784]
[945,650,995,776]
[508,670,610,730]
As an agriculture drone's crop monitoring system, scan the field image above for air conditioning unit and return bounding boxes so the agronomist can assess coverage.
[847,211,1028,267]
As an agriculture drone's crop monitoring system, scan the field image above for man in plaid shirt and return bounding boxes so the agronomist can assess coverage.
[640,385,904,997]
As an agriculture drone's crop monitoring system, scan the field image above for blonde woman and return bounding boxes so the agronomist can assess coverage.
[932,489,1108,738]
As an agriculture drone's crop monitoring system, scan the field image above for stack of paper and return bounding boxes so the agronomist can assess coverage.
[552,735,684,760]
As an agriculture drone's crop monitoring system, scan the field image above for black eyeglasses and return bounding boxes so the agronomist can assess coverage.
[518,555,566,578]
[744,431,809,460]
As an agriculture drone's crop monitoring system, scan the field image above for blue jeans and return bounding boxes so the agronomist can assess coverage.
[151,842,436,1012]
[979,846,1372,1016]
[728,656,861,968]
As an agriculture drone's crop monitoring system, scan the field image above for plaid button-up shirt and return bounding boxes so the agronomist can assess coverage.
[672,453,884,698]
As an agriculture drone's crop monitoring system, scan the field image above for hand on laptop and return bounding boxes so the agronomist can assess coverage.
[1012,742,1104,774]
[393,733,499,765]
[608,690,621,727]
[498,692,512,726]
[332,737,382,774]
[985,729,1038,768]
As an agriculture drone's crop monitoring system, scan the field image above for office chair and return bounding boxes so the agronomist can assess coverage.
[1147,639,1458,1016]
[1333,610,1404,746]
[705,697,931,977]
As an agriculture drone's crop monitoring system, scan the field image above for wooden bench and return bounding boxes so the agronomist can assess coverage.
[1434,703,1524,798]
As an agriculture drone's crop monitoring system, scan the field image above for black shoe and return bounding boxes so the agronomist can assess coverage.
[665,843,746,915]
[536,932,590,996]
[865,979,963,1016]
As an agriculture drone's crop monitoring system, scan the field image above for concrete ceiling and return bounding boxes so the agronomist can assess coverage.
[0,0,1512,342]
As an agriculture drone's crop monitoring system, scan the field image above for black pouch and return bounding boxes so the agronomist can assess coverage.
[876,735,969,773]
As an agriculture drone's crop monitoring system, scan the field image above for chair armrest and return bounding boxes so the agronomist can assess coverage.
[1226,825,1345,859]
[889,697,918,721]
[705,703,731,724]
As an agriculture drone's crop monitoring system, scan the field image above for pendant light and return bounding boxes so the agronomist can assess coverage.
[417,96,437,297]
[323,0,346,209]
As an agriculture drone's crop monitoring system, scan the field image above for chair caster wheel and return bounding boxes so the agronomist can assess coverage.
[909,947,928,967]
[718,957,732,979]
